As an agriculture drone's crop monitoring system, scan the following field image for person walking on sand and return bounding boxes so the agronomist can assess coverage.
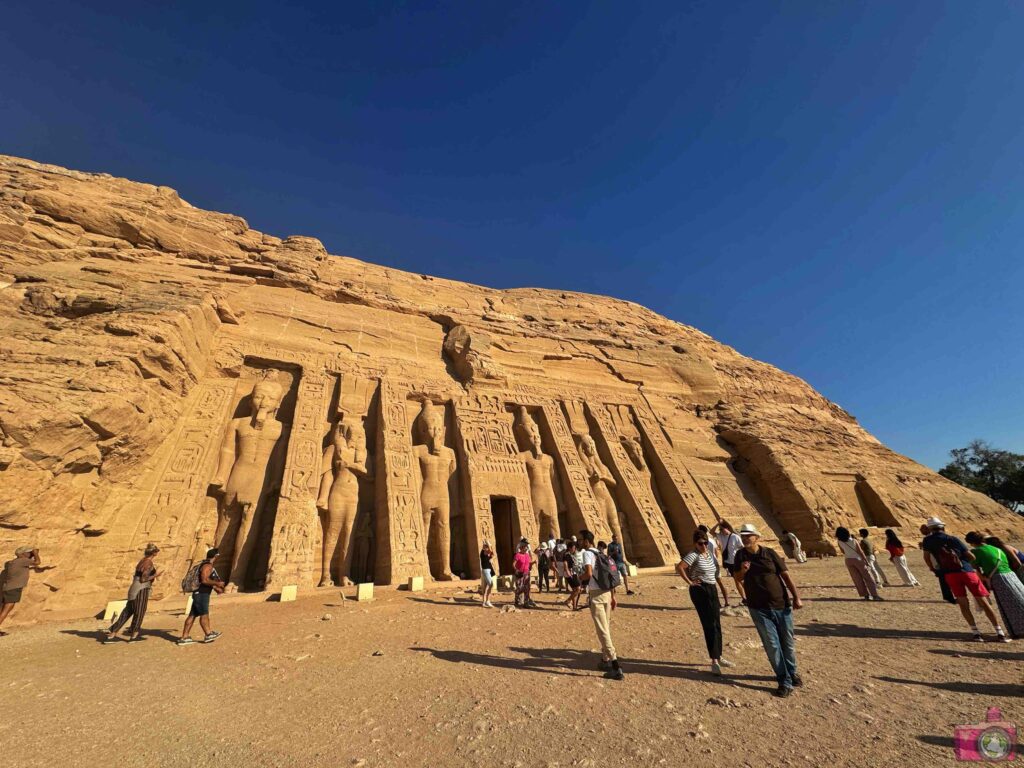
[536,543,551,593]
[607,533,635,596]
[104,543,160,643]
[178,548,225,645]
[513,539,536,608]
[0,546,41,635]
[711,521,746,605]
[676,531,735,676]
[781,530,807,563]
[580,529,624,681]
[921,524,956,604]
[698,524,731,608]
[479,540,496,608]
[836,527,881,601]
[859,529,891,587]
[562,539,583,610]
[966,531,1022,640]
[553,539,567,592]
[733,524,803,697]
[921,518,1007,643]
[883,529,919,586]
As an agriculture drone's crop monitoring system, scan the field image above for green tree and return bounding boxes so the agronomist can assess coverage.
[938,440,1024,514]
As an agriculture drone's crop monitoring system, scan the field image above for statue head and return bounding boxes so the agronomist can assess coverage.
[416,400,445,453]
[250,377,283,427]
[621,435,645,469]
[577,433,597,458]
[332,416,353,448]
[514,406,543,456]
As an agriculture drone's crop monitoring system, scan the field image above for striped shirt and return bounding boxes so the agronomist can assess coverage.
[682,550,719,585]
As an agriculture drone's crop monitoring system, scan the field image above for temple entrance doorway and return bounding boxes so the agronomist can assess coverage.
[490,496,519,575]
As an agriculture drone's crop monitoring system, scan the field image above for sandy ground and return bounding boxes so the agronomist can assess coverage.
[0,555,1021,768]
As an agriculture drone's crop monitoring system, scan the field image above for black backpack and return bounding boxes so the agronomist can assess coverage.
[591,549,622,591]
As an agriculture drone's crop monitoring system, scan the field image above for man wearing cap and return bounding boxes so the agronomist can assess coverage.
[733,524,804,697]
[921,517,1007,642]
[0,546,42,634]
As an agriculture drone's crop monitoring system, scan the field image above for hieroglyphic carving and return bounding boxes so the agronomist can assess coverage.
[589,403,677,565]
[265,370,331,589]
[376,378,429,583]
[633,402,717,526]
[111,380,236,588]
[540,400,605,537]
[451,394,536,574]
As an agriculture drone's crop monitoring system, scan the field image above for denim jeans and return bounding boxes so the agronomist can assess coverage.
[748,606,797,688]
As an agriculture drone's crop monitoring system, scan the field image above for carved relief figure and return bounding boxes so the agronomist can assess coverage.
[577,433,623,544]
[316,413,368,587]
[412,401,457,580]
[515,407,560,541]
[210,376,287,591]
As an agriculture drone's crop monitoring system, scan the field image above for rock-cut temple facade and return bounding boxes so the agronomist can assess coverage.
[0,155,1019,621]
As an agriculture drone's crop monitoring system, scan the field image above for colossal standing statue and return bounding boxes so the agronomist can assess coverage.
[577,433,624,544]
[316,413,368,587]
[515,407,561,541]
[412,401,457,580]
[210,376,286,591]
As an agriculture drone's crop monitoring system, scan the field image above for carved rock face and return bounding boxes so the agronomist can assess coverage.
[0,152,1020,619]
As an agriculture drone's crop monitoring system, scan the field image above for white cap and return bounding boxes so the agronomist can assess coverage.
[925,517,945,529]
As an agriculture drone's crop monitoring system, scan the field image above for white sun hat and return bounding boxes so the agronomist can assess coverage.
[738,523,761,536]
[925,517,945,529]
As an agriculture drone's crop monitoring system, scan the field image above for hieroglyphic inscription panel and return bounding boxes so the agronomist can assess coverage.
[539,400,605,537]
[265,369,330,588]
[376,377,429,583]
[589,403,677,564]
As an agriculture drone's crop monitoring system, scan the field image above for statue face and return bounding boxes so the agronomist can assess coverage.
[425,417,444,450]
[580,435,596,457]
[333,420,350,448]
[527,423,542,453]
[251,381,282,425]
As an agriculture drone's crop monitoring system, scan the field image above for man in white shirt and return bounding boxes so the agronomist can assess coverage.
[579,529,623,681]
[711,521,747,605]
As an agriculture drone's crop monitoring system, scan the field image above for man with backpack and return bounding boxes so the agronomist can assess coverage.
[606,533,635,596]
[178,547,225,645]
[579,529,624,681]
[921,518,1008,642]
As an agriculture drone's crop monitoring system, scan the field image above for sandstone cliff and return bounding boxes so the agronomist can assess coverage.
[1,155,1018,621]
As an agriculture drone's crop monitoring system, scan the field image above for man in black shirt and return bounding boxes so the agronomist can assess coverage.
[733,524,803,697]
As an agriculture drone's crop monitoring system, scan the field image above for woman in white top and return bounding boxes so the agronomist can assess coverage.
[836,527,881,601]
[676,531,735,675]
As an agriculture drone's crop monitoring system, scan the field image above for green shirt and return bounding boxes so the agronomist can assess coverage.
[971,544,1010,577]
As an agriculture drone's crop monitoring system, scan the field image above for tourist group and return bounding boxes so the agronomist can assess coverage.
[2,517,1022,699]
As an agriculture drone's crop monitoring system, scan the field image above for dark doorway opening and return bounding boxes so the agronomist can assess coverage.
[490,497,519,575]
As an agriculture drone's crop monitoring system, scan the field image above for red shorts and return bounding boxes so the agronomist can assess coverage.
[944,571,989,599]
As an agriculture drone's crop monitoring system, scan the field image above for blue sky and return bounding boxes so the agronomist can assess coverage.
[2,2,1022,469]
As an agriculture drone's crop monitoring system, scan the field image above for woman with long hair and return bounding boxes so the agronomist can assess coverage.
[883,529,920,586]
[836,527,881,601]
[479,540,496,608]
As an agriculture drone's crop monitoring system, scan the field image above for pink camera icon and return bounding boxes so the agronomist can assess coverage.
[954,707,1017,762]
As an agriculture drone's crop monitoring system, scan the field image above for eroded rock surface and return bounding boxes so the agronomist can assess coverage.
[0,154,1018,621]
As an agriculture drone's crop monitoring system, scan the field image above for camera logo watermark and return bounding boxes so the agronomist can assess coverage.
[955,707,1017,762]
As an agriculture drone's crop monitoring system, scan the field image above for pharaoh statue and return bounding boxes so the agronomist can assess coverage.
[412,400,457,580]
[316,412,368,587]
[210,376,287,591]
[514,406,561,541]
[577,433,624,544]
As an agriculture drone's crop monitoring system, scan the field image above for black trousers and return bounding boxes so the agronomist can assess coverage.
[689,582,722,660]
[537,568,550,592]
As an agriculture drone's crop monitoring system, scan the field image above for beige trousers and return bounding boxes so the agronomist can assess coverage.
[588,588,617,661]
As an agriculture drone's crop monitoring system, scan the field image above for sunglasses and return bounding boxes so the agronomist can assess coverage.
[695,540,709,546]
